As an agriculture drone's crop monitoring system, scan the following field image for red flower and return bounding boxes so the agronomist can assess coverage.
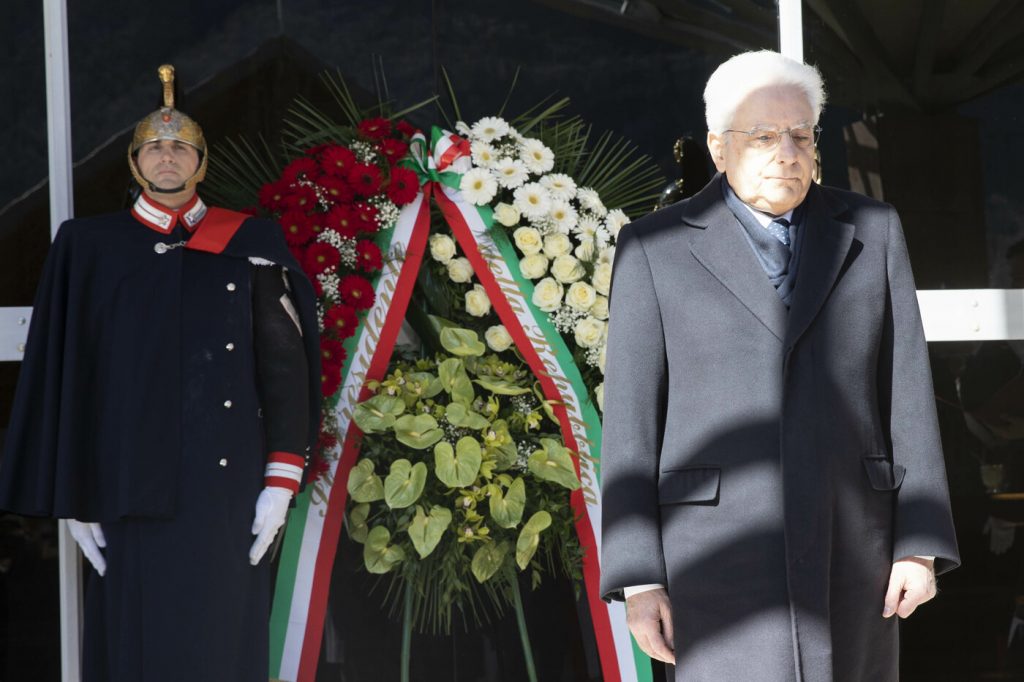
[320,337,347,368]
[378,138,409,164]
[318,429,338,451]
[386,167,419,205]
[348,163,382,197]
[280,210,314,246]
[358,117,392,140]
[320,145,357,177]
[356,240,383,272]
[339,275,375,310]
[259,180,290,212]
[318,175,355,204]
[308,212,327,238]
[396,120,417,138]
[282,157,318,184]
[326,205,360,239]
[308,454,331,481]
[321,361,342,397]
[280,185,318,212]
[305,143,330,156]
[351,202,379,233]
[304,242,340,275]
[324,303,359,339]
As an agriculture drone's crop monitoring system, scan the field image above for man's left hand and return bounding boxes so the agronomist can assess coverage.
[249,487,292,565]
[882,556,936,619]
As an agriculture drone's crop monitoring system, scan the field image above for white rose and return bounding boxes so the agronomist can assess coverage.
[574,238,596,262]
[465,284,491,317]
[447,257,474,283]
[485,325,513,352]
[574,316,606,348]
[566,281,597,312]
[550,255,585,284]
[595,382,604,412]
[519,253,549,279]
[592,262,612,295]
[494,203,520,227]
[429,233,456,263]
[531,277,564,312]
[513,227,543,255]
[591,295,609,320]
[543,233,572,258]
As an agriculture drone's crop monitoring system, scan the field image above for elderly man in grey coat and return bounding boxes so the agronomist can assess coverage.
[599,50,959,681]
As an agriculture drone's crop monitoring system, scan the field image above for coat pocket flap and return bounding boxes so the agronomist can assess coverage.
[658,466,721,505]
[862,457,906,491]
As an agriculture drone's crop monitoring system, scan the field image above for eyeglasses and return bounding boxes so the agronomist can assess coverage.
[723,125,821,151]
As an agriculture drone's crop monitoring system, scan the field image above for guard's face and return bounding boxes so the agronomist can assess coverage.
[136,139,200,190]
[707,85,815,216]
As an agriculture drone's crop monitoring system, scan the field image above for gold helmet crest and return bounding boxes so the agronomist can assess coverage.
[128,65,208,193]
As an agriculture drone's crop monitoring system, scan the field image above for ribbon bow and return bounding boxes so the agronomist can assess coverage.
[400,127,472,190]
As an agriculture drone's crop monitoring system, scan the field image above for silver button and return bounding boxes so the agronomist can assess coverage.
[226,282,237,292]
[16,343,25,353]
[225,342,235,351]
[18,317,26,325]
[224,400,233,408]
[219,458,228,467]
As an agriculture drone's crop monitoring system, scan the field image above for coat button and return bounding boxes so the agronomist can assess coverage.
[224,400,233,408]
[225,342,235,351]
[219,458,228,467]
[226,282,237,292]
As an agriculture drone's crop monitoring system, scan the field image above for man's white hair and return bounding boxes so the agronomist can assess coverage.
[703,50,826,133]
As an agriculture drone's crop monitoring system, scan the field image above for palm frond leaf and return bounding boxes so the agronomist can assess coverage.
[204,135,284,210]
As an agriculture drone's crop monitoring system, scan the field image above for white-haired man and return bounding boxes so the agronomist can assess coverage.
[599,50,959,681]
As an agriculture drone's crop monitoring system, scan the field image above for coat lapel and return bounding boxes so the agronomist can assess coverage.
[687,176,788,342]
[783,184,855,350]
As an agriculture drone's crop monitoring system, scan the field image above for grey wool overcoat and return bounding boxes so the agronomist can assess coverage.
[599,174,960,682]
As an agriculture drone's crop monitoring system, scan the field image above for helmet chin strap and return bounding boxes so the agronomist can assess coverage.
[147,182,188,194]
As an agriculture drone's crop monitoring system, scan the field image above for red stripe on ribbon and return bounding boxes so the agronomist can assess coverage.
[296,194,433,682]
[434,190,622,682]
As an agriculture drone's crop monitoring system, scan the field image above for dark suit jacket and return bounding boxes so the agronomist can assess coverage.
[599,175,959,682]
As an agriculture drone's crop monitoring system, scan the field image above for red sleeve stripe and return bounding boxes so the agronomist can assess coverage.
[264,476,300,494]
[267,451,306,468]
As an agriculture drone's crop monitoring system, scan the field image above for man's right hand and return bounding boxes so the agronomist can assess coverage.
[67,519,106,576]
[625,587,675,664]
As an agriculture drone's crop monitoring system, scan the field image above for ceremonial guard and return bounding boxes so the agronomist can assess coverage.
[0,66,321,680]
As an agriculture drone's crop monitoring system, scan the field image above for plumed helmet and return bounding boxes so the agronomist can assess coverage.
[127,65,208,193]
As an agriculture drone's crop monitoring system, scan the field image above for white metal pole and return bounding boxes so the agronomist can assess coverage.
[42,1,81,681]
[778,0,804,62]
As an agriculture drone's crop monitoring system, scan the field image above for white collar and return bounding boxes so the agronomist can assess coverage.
[131,193,208,234]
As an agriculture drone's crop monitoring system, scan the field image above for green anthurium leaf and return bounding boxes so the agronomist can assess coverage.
[352,394,406,433]
[527,439,581,491]
[434,437,482,488]
[347,503,370,543]
[452,375,476,405]
[445,402,492,430]
[384,459,428,509]
[408,372,444,399]
[347,459,384,503]
[515,511,552,570]
[363,525,406,574]
[473,377,532,396]
[393,413,444,449]
[471,540,511,583]
[440,327,487,357]
[492,441,518,471]
[438,358,465,394]
[407,505,452,558]
[488,477,526,528]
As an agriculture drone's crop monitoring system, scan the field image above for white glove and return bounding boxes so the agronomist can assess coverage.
[249,487,292,565]
[67,519,107,576]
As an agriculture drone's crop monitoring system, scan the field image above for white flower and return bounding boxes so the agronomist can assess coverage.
[605,208,630,239]
[513,227,544,255]
[531,277,564,312]
[598,344,606,372]
[519,138,555,174]
[576,187,607,217]
[543,233,572,258]
[574,213,602,239]
[574,316,606,348]
[598,246,615,265]
[460,168,498,206]
[591,295,609,320]
[513,183,552,221]
[592,262,612,295]
[595,382,604,411]
[550,254,585,284]
[471,117,510,142]
[465,284,491,317]
[519,253,549,279]
[566,281,597,312]
[455,121,472,137]
[429,233,457,263]
[485,325,513,352]
[471,141,497,168]
[447,257,474,283]
[574,238,596,262]
[540,173,577,201]
[493,202,520,227]
[548,200,578,234]
[492,157,529,189]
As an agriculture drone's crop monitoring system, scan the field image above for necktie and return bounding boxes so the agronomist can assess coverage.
[766,217,791,248]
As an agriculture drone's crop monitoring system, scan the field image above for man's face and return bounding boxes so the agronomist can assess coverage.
[136,139,199,191]
[706,85,815,216]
